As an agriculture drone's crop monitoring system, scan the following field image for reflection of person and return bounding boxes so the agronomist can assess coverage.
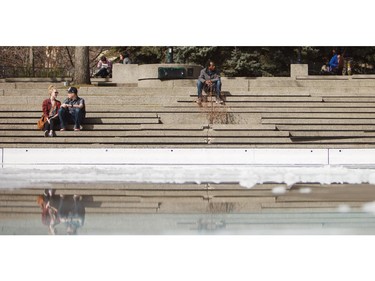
[58,194,85,235]
[58,87,86,131]
[94,56,112,78]
[37,189,61,235]
[196,60,223,104]
[42,85,61,137]
[37,190,85,235]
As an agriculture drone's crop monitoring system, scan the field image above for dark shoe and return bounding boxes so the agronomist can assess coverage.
[44,130,48,137]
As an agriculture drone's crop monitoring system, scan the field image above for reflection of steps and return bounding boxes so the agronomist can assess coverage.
[1,183,375,215]
[2,182,375,234]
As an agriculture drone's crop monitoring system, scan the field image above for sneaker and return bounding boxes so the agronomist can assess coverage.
[60,128,66,131]
[216,97,223,104]
[74,128,81,131]
[44,130,48,137]
[196,97,202,104]
[48,131,53,137]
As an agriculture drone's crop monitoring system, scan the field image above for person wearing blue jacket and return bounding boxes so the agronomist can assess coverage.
[328,49,339,72]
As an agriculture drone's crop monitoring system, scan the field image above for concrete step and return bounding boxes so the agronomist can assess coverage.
[263,119,375,125]
[286,138,375,144]
[0,112,159,118]
[262,113,375,119]
[178,97,323,103]
[323,97,375,103]
[277,124,375,131]
[289,131,375,138]
[0,81,69,90]
[0,124,207,131]
[0,118,160,124]
[0,96,181,105]
[252,107,375,113]
[4,102,375,112]
[0,130,209,137]
[224,102,375,108]
[0,105,165,112]
[208,131,290,137]
[189,92,312,97]
[0,137,209,144]
[211,124,275,130]
[6,106,375,116]
[207,138,293,144]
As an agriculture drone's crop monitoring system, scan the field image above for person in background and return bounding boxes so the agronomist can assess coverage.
[42,85,61,137]
[93,56,112,78]
[120,52,131,64]
[328,49,339,73]
[58,87,86,131]
[196,60,223,104]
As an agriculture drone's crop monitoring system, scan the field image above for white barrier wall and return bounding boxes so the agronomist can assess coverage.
[329,149,375,165]
[3,148,375,167]
[2,148,329,166]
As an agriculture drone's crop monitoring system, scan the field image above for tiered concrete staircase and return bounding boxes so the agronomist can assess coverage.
[2,77,375,148]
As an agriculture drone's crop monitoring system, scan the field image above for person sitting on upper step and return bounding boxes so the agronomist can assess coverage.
[321,49,342,75]
[196,60,223,104]
[93,56,113,78]
[120,52,131,64]
[58,87,86,131]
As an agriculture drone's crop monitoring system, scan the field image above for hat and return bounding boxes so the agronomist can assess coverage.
[67,87,78,94]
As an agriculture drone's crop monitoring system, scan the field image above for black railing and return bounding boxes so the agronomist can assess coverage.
[0,66,73,78]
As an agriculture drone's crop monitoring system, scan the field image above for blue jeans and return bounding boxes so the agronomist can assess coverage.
[197,80,221,98]
[58,108,85,129]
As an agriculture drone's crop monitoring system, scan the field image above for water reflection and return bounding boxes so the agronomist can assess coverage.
[37,189,85,235]
[2,182,375,234]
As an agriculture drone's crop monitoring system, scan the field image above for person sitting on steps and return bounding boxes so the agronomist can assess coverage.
[93,56,112,78]
[196,60,223,104]
[58,87,86,131]
[42,85,61,137]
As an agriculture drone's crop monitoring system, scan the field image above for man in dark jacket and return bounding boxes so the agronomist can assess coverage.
[58,87,86,131]
[196,60,222,104]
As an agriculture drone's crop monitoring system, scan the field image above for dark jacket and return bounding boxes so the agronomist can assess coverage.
[198,68,221,83]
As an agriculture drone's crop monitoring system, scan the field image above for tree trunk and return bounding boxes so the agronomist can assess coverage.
[28,47,35,77]
[73,46,90,85]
